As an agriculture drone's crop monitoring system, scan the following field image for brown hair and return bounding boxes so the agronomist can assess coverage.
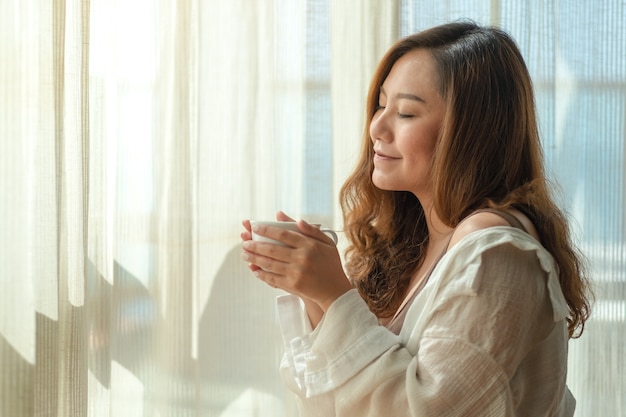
[339,21,592,338]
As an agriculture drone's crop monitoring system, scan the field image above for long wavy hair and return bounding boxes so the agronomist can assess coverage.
[339,21,592,338]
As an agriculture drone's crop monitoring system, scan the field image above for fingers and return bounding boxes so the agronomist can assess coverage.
[242,219,284,287]
[241,214,339,297]
[247,262,261,272]
[250,267,282,289]
[296,219,336,245]
[250,223,303,248]
[242,219,335,270]
[241,219,253,241]
[276,211,296,222]
[242,240,291,269]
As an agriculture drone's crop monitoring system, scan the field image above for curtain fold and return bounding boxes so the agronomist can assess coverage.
[1,1,624,416]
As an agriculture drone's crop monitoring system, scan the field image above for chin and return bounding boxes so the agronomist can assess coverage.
[372,173,415,193]
[372,178,397,192]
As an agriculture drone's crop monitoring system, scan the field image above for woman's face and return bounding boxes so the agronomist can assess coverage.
[370,48,445,199]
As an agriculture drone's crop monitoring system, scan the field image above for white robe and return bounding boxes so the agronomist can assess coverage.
[277,227,576,416]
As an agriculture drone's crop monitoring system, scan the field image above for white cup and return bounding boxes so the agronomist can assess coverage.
[250,220,338,247]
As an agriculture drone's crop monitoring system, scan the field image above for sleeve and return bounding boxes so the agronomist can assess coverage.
[277,230,570,417]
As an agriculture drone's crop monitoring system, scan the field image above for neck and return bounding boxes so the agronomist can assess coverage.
[420,198,454,247]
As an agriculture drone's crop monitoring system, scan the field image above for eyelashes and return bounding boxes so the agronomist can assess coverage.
[375,105,415,119]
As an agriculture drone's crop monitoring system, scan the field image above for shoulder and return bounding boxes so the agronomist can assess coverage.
[447,209,540,250]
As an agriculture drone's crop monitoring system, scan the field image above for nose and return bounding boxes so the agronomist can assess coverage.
[369,108,392,144]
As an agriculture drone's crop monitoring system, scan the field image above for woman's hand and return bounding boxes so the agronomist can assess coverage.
[240,211,352,313]
[240,211,295,275]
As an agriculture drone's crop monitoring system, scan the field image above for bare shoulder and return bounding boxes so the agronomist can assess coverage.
[448,209,540,249]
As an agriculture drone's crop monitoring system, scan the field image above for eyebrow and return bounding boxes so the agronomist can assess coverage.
[380,87,426,103]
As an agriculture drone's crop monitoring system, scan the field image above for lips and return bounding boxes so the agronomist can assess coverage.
[374,149,400,160]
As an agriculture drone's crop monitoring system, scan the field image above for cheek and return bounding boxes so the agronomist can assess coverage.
[401,137,437,184]
[415,124,440,159]
[404,136,436,164]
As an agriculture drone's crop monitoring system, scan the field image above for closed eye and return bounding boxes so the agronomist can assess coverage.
[397,113,414,119]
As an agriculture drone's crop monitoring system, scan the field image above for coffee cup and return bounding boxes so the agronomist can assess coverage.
[250,220,338,246]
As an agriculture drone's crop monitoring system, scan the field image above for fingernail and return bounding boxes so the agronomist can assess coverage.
[241,252,250,261]
[242,241,251,249]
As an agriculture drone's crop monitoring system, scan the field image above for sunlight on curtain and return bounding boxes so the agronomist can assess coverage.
[1,0,624,416]
[2,0,395,415]
[0,2,50,415]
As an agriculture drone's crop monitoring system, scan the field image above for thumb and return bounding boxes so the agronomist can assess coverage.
[276,210,296,222]
[297,219,334,244]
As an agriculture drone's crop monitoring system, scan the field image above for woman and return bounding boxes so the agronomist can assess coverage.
[241,21,592,416]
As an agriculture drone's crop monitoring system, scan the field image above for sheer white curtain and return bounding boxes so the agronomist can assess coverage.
[1,0,624,416]
[0,0,395,416]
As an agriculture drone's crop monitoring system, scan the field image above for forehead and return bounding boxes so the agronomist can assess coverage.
[381,49,440,96]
